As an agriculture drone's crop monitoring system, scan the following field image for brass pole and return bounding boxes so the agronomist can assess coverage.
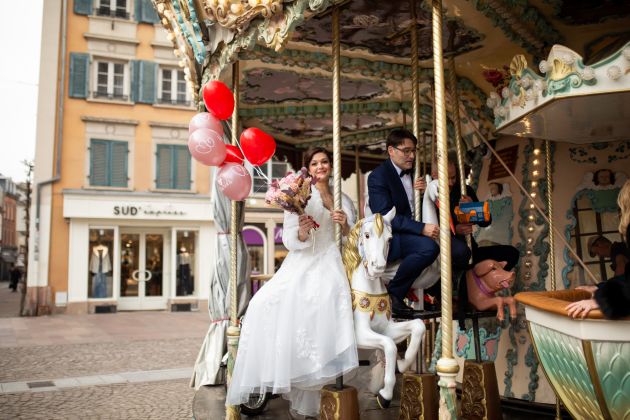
[448,56,472,256]
[332,6,344,390]
[355,145,363,219]
[422,131,427,176]
[410,0,422,222]
[432,0,459,417]
[226,61,241,420]
[545,139,561,420]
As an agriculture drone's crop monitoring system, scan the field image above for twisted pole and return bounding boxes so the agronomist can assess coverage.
[432,0,459,417]
[410,0,421,221]
[225,61,241,420]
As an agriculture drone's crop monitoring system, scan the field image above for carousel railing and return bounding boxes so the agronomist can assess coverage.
[515,290,630,420]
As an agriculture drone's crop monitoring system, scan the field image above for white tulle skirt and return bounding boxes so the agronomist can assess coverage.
[225,243,358,416]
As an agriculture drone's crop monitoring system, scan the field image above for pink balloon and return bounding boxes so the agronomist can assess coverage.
[189,112,224,136]
[188,128,227,166]
[216,163,252,201]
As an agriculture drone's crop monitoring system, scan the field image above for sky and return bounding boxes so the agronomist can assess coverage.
[0,0,44,183]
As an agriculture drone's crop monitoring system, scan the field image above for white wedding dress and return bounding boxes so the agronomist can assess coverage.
[226,188,358,416]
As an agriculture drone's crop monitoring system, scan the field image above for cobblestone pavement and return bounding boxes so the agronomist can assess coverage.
[0,379,194,419]
[0,281,22,318]
[0,337,201,382]
[0,311,210,419]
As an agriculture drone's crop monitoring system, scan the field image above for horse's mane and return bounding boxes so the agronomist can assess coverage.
[342,213,385,285]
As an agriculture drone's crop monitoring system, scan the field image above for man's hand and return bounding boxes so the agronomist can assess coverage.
[460,195,472,203]
[422,223,439,240]
[414,178,427,193]
[455,223,473,235]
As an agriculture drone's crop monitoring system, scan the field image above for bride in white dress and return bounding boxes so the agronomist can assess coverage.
[226,147,358,416]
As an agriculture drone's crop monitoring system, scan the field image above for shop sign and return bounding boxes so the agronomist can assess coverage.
[113,205,186,217]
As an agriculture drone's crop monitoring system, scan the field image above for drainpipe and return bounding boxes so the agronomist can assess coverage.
[32,0,67,313]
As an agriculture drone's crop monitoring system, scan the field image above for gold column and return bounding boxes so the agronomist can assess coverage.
[355,146,363,219]
[432,0,459,418]
[332,6,342,248]
[226,61,241,420]
[410,0,421,221]
[545,139,561,420]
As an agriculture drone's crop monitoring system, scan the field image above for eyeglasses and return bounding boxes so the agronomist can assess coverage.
[392,146,416,156]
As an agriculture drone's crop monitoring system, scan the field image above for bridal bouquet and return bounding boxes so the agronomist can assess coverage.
[265,168,319,228]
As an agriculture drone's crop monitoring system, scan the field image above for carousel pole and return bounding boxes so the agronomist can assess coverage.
[320,6,359,419]
[355,145,363,219]
[545,139,562,420]
[225,61,241,420]
[399,1,439,418]
[431,0,459,418]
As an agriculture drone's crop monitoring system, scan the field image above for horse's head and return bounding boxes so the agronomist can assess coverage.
[343,208,395,281]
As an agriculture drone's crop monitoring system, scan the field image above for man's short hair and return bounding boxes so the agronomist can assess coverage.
[386,129,417,149]
[588,235,611,257]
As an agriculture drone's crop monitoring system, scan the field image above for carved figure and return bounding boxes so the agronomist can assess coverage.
[465,259,517,321]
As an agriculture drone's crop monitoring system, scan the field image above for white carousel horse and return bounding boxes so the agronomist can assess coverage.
[363,177,441,308]
[342,208,425,407]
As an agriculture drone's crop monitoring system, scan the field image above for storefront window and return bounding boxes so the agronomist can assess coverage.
[88,228,114,298]
[176,231,196,296]
[243,227,265,274]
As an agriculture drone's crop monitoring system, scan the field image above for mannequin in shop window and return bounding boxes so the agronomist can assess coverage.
[121,248,134,296]
[148,247,162,296]
[177,247,193,295]
[90,241,112,298]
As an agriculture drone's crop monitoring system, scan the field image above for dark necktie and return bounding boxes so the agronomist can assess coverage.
[98,250,103,273]
[399,169,412,178]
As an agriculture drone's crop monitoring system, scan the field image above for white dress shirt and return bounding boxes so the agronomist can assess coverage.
[391,160,414,218]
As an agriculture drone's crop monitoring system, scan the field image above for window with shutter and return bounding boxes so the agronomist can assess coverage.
[138,61,157,104]
[136,0,160,23]
[69,53,90,99]
[90,139,128,187]
[174,146,192,190]
[90,140,109,186]
[155,145,191,190]
[156,145,173,189]
[96,0,129,19]
[158,67,191,106]
[93,60,129,100]
[73,0,93,15]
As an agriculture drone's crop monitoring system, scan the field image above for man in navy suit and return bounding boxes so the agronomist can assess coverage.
[368,129,441,316]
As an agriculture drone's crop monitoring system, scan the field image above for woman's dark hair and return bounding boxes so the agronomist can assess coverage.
[594,169,615,186]
[386,128,418,148]
[303,147,332,168]
[490,182,503,195]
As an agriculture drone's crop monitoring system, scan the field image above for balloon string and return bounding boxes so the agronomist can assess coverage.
[223,120,271,185]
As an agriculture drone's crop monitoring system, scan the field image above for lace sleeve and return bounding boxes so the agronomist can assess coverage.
[282,211,313,251]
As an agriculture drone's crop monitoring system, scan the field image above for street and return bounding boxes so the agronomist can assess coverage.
[0,290,209,419]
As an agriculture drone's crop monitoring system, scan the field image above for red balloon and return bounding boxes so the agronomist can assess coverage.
[224,144,244,165]
[217,163,252,201]
[240,127,276,166]
[202,80,234,120]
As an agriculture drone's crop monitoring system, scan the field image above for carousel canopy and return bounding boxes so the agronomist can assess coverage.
[153,0,630,169]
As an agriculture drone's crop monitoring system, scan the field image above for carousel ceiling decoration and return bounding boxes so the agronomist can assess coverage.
[489,42,630,143]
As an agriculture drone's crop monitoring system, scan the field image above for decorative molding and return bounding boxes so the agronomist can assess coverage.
[456,325,501,361]
[80,116,140,125]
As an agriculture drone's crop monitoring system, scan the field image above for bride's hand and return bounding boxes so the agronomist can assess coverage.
[298,215,316,242]
[331,209,350,235]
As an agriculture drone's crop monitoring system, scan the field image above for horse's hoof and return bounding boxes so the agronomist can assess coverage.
[376,393,391,409]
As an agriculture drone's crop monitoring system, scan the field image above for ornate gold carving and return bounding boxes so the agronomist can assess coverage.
[399,374,424,420]
[201,0,283,31]
[351,290,391,320]
[342,219,364,283]
[320,389,341,420]
[461,362,487,419]
[550,58,575,81]
[509,54,527,78]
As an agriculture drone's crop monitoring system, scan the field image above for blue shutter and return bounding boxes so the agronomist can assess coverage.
[138,61,157,104]
[174,146,191,190]
[69,53,90,98]
[136,0,160,23]
[90,140,109,186]
[156,145,173,189]
[74,0,93,15]
[130,60,139,102]
[110,141,128,187]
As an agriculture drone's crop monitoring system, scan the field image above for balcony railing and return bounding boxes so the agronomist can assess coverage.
[96,7,130,19]
[157,97,192,107]
[91,91,129,101]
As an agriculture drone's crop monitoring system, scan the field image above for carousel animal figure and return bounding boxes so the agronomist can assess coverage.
[343,207,425,408]
[465,259,517,321]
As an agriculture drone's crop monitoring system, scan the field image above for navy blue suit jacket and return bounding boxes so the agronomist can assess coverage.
[368,159,425,261]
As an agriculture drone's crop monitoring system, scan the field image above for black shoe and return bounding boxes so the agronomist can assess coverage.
[391,295,416,317]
